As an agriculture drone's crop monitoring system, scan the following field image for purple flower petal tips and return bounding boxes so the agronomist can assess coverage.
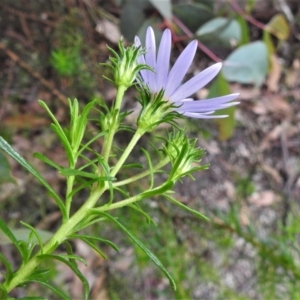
[135,27,240,119]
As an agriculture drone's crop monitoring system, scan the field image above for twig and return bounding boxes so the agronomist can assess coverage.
[0,42,68,105]
[172,15,222,63]
[228,0,266,30]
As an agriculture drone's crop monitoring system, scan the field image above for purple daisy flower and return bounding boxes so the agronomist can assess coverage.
[135,27,239,119]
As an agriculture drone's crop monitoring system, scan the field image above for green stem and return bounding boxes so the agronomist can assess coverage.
[3,185,106,293]
[65,175,75,220]
[110,128,144,177]
[93,182,173,213]
[113,157,170,187]
[102,85,127,164]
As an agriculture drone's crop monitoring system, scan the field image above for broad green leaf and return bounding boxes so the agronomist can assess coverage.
[173,3,213,33]
[208,73,236,140]
[196,17,241,47]
[136,17,163,45]
[195,0,214,9]
[265,14,290,40]
[0,137,66,218]
[149,0,172,21]
[0,151,16,184]
[222,41,269,87]
[99,212,176,290]
[120,1,150,41]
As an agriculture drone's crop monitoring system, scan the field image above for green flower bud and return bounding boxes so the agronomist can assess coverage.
[105,38,151,89]
[137,88,180,132]
[163,131,208,182]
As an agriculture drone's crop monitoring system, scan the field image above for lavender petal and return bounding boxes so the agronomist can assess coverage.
[164,40,198,98]
[156,28,171,92]
[170,63,222,103]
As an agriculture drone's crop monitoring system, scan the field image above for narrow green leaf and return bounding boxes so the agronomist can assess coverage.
[39,100,74,165]
[69,234,119,252]
[0,285,7,299]
[207,73,236,140]
[0,252,13,281]
[121,163,144,169]
[128,203,156,225]
[77,132,106,157]
[24,279,70,300]
[0,228,52,246]
[141,148,154,189]
[38,254,89,300]
[100,212,176,290]
[163,194,209,221]
[33,152,62,171]
[77,237,108,259]
[0,137,66,219]
[98,157,114,204]
[236,15,249,45]
[16,240,31,263]
[60,168,114,181]
[0,217,23,256]
[0,150,16,184]
[20,221,44,254]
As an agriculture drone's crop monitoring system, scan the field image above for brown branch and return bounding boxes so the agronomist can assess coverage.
[172,15,222,63]
[228,0,266,30]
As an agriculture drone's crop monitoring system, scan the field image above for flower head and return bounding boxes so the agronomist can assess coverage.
[105,38,151,88]
[135,27,239,119]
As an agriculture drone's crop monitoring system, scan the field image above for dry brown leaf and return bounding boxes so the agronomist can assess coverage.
[267,54,282,92]
[252,95,291,118]
[95,19,121,44]
[248,190,277,207]
[3,113,49,129]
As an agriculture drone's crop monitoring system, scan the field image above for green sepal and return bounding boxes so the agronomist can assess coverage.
[97,212,176,290]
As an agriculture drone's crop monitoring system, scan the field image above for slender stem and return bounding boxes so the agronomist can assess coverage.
[3,185,106,293]
[65,175,75,220]
[113,157,170,187]
[110,128,144,177]
[102,85,127,164]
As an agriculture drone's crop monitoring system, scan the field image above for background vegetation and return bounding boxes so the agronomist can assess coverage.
[0,0,300,298]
